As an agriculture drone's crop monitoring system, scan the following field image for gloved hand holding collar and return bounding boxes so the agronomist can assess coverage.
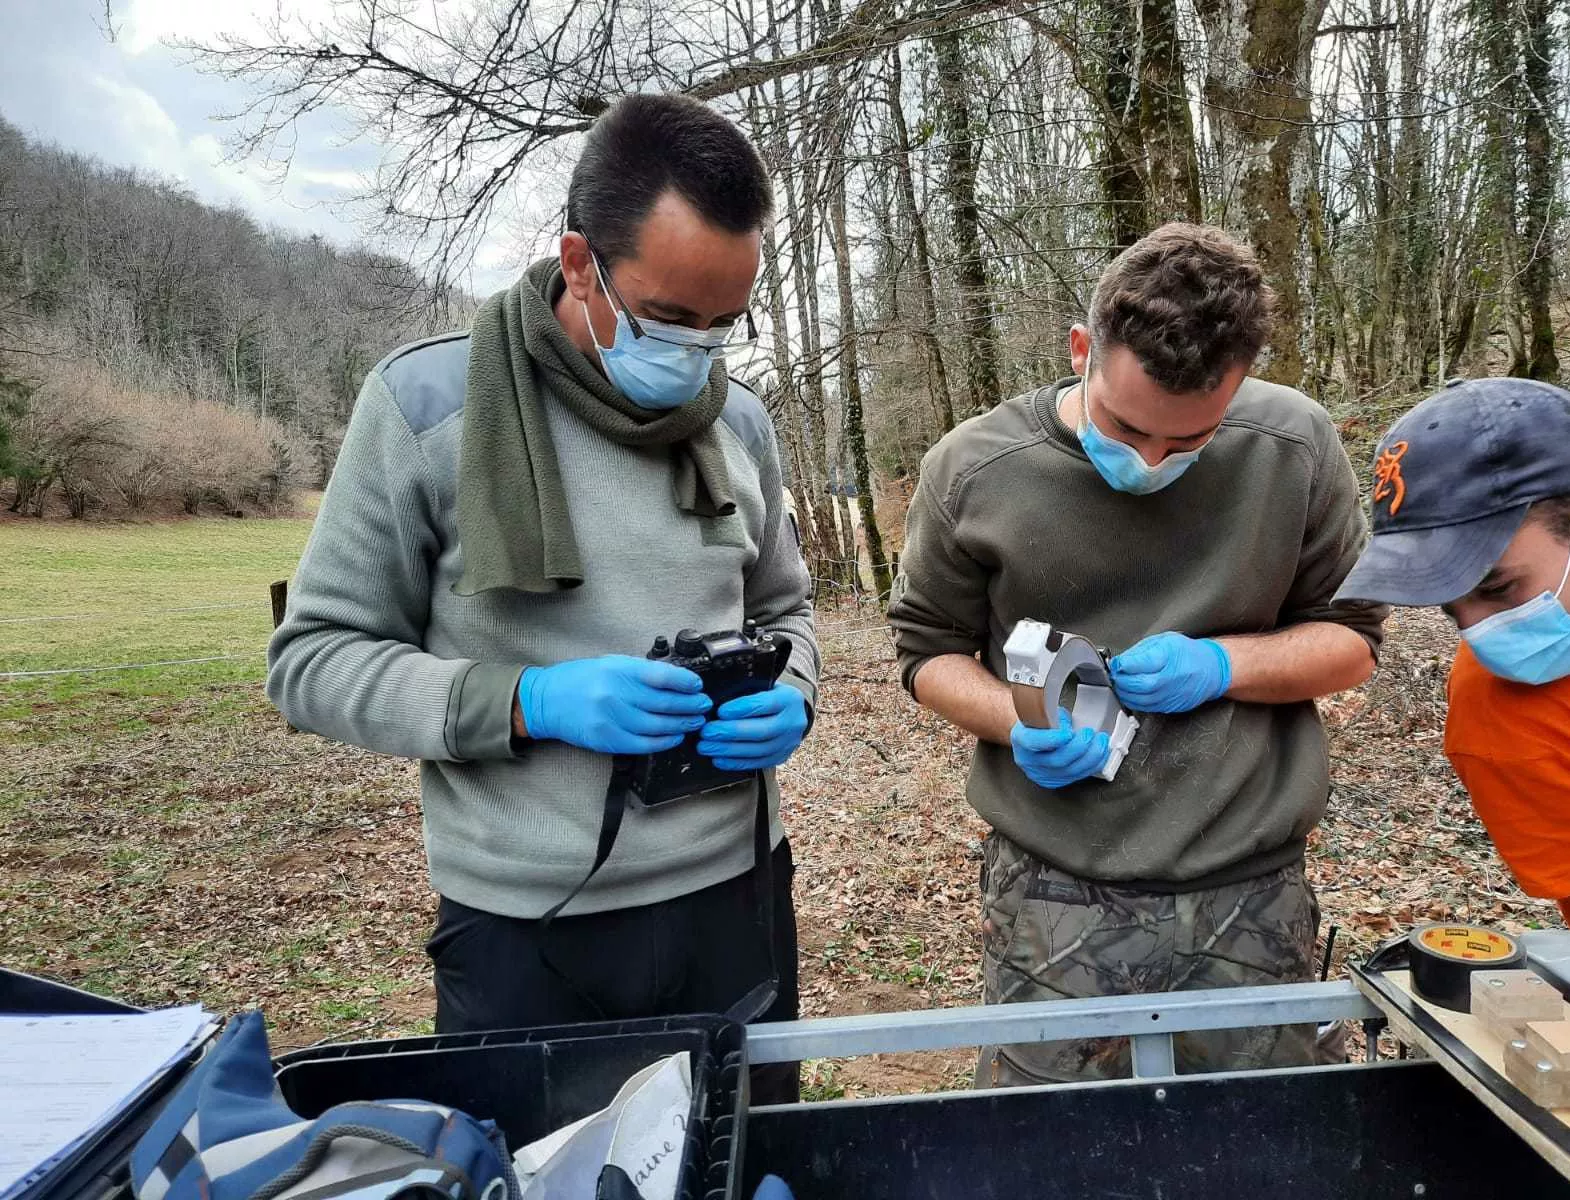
[1011,708,1112,790]
[1110,632,1233,713]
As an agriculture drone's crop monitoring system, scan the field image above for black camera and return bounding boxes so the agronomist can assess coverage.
[627,621,793,807]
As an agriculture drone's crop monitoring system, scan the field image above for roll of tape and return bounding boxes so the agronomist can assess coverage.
[1409,923,1525,1012]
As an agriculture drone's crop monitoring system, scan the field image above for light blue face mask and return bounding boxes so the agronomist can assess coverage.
[582,256,727,410]
[1461,552,1570,684]
[1075,391,1212,495]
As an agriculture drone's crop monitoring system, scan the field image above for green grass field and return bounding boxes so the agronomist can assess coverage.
[0,506,447,1044]
[0,513,315,729]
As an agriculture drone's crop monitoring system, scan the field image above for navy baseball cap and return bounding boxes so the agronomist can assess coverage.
[1335,378,1570,607]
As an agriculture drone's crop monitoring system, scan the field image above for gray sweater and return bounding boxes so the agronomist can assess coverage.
[267,332,820,918]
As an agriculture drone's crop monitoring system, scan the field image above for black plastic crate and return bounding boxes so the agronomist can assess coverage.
[0,967,201,1200]
[743,1058,1570,1199]
[275,1014,748,1200]
[0,969,141,1018]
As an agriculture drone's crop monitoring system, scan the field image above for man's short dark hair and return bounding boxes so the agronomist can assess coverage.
[1531,495,1570,543]
[565,93,773,266]
[1088,223,1276,394]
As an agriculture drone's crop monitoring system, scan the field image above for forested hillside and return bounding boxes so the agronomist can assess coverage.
[0,116,450,518]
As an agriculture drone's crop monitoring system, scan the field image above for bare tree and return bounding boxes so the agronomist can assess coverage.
[886,46,958,434]
[828,141,895,597]
[187,0,1022,284]
[127,0,1567,573]
[1196,0,1329,385]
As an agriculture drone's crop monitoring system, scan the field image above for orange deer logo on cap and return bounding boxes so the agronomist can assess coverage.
[1373,440,1409,516]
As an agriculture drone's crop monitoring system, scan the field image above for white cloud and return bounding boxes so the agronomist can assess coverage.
[293,166,368,192]
[79,72,353,241]
[4,0,528,288]
[90,73,182,150]
[119,0,315,55]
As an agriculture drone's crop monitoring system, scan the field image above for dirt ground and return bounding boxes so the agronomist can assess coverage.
[0,601,1554,1098]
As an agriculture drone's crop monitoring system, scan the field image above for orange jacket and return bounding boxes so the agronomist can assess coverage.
[1446,643,1570,905]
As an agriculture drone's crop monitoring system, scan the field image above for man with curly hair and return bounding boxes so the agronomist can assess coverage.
[889,224,1389,1086]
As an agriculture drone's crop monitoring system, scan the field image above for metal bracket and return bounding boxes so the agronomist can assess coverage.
[745,981,1380,1070]
[1003,619,1139,782]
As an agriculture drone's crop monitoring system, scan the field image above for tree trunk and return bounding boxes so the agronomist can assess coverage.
[1392,0,1434,384]
[832,485,862,595]
[761,220,823,577]
[1474,0,1529,375]
[1090,3,1151,247]
[1520,0,1559,380]
[1363,0,1397,387]
[770,69,846,594]
[934,32,1002,414]
[888,48,957,435]
[1135,0,1203,225]
[828,161,895,599]
[1196,0,1328,387]
[749,80,827,587]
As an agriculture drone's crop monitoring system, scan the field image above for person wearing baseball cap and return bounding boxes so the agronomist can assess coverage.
[1336,377,1570,923]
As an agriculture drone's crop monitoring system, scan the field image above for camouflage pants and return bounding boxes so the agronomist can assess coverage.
[977,831,1319,1087]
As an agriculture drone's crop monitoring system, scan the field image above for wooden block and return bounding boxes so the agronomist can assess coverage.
[1481,1007,1536,1045]
[1527,1021,1570,1072]
[1472,970,1564,1023]
[1473,971,1566,1042]
[1506,1035,1570,1108]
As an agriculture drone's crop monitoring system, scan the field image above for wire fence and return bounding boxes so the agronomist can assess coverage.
[818,621,892,640]
[0,601,256,625]
[1,588,283,682]
[0,653,264,680]
[0,577,892,681]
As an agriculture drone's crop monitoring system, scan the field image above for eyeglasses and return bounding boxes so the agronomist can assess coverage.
[583,238,758,351]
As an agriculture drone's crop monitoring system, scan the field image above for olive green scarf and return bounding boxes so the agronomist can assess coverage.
[456,258,736,595]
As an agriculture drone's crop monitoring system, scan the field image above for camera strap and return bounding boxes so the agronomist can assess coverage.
[537,765,778,1025]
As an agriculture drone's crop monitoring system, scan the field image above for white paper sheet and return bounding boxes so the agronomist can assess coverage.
[605,1054,693,1200]
[0,1005,216,1200]
[514,1051,693,1200]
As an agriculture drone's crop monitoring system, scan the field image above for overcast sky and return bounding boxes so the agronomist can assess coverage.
[0,0,520,292]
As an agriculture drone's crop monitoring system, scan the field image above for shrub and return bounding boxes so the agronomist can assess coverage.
[1,359,308,519]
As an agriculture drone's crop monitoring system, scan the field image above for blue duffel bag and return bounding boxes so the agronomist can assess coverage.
[131,1011,518,1200]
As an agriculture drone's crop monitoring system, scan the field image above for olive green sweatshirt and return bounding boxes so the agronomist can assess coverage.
[888,378,1389,890]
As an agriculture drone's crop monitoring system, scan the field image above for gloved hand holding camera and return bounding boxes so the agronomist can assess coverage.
[517,655,712,755]
[697,683,809,772]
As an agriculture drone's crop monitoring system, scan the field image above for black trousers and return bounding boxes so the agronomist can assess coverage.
[428,840,800,1105]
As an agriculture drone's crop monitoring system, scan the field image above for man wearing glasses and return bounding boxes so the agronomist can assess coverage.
[267,94,818,1099]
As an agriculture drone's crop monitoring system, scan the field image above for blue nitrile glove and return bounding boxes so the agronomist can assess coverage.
[1109,632,1232,714]
[1011,707,1112,789]
[695,682,809,772]
[752,1177,795,1200]
[517,655,711,755]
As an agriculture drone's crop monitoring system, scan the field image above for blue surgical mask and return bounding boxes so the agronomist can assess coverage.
[582,257,727,410]
[1075,391,1211,495]
[1461,552,1570,684]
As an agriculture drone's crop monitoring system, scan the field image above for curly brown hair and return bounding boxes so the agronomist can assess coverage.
[1088,223,1277,394]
